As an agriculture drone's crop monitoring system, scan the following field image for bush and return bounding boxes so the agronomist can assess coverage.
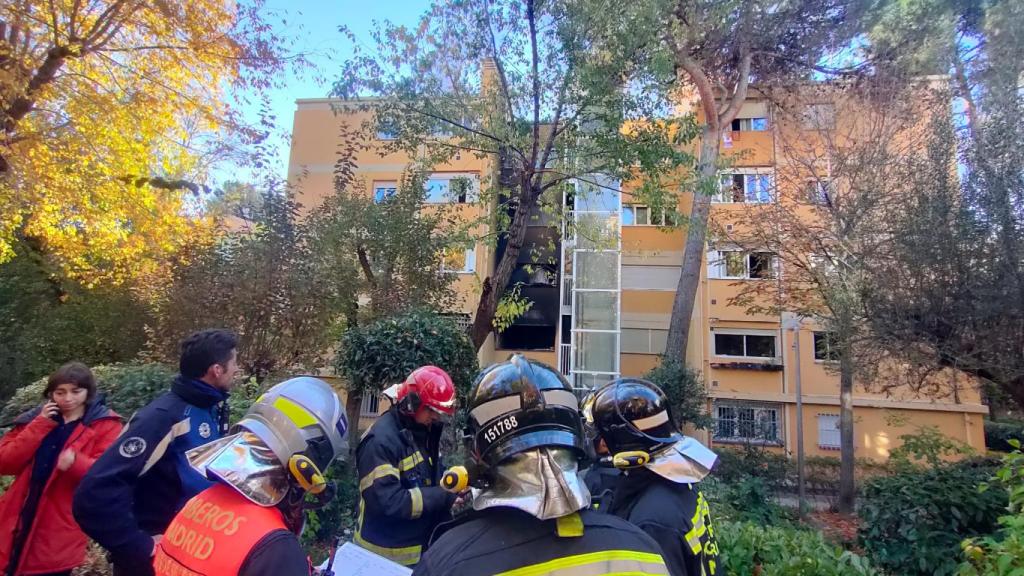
[644,358,712,430]
[302,460,360,555]
[718,521,878,576]
[713,445,790,493]
[2,362,176,423]
[859,457,1005,576]
[336,310,478,398]
[957,442,1024,575]
[984,420,1024,453]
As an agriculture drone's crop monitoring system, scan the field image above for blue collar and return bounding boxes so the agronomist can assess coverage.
[171,376,229,408]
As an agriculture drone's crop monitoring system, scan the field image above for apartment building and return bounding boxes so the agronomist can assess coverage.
[287,84,987,461]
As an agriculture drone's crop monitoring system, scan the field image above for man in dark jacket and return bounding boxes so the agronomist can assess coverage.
[354,366,457,567]
[413,355,669,576]
[73,329,239,576]
[585,378,720,576]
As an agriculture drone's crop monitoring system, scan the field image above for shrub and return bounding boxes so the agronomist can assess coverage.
[2,362,176,423]
[336,310,478,398]
[957,442,1024,576]
[302,460,360,553]
[713,445,790,493]
[643,358,712,430]
[718,521,878,576]
[984,420,1024,453]
[859,457,1005,576]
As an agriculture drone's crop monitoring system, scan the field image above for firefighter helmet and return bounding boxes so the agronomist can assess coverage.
[397,365,457,420]
[586,378,681,455]
[465,354,584,469]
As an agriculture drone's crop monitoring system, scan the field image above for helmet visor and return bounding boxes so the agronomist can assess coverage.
[187,432,291,506]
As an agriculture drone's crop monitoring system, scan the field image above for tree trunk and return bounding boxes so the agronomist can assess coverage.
[838,346,856,514]
[665,128,720,359]
[344,389,363,461]
[469,187,534,350]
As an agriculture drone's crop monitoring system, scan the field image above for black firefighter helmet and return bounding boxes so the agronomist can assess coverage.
[586,378,682,456]
[465,354,585,472]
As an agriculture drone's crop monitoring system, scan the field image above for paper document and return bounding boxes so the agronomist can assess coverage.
[316,542,413,576]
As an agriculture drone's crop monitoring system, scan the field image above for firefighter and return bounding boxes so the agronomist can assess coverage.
[152,376,349,576]
[584,378,720,576]
[413,354,670,576]
[354,366,457,567]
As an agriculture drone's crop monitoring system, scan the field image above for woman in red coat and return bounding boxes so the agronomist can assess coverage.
[0,362,122,576]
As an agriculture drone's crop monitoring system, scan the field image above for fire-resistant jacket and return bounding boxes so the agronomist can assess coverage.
[607,468,720,576]
[0,399,122,575]
[354,406,453,566]
[73,376,230,571]
[153,483,309,576]
[412,507,670,576]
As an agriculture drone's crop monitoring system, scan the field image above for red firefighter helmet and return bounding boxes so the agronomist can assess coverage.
[397,366,457,419]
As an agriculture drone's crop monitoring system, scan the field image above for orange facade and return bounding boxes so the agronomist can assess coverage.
[289,84,987,461]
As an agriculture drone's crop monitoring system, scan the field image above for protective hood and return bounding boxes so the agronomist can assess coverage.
[472,447,590,520]
[187,432,291,506]
[645,436,717,484]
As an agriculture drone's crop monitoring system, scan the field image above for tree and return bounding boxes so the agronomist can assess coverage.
[860,0,1024,413]
[722,80,936,512]
[333,0,695,350]
[147,188,350,383]
[616,0,866,363]
[0,1,304,283]
[0,237,151,398]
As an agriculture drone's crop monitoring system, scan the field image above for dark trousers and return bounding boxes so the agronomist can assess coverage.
[111,556,155,576]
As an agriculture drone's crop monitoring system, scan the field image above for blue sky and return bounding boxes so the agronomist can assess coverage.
[219,0,430,187]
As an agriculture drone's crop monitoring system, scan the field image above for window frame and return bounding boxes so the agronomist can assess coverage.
[360,392,382,417]
[425,173,480,204]
[713,401,783,445]
[711,329,779,359]
[817,413,841,449]
[730,117,769,132]
[813,331,840,362]
[372,180,399,203]
[441,246,477,274]
[714,172,774,204]
[806,178,834,205]
[709,250,778,280]
[622,203,680,227]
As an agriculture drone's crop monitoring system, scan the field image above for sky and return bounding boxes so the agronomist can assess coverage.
[216,0,430,187]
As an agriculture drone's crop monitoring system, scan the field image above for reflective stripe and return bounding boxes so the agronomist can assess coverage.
[469,390,579,425]
[353,529,422,565]
[632,411,669,430]
[494,550,668,576]
[273,396,318,428]
[684,492,712,555]
[410,487,423,519]
[141,419,191,475]
[359,464,399,492]
[399,452,424,471]
[555,512,584,537]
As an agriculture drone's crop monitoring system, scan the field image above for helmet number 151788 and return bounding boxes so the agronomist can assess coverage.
[483,415,519,443]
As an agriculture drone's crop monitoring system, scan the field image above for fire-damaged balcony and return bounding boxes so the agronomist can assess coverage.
[495,200,561,351]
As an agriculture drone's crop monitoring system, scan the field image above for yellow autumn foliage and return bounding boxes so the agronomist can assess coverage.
[0,1,286,284]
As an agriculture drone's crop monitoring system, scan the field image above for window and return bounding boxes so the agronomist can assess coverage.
[621,328,669,354]
[817,414,840,449]
[801,103,836,130]
[709,250,777,280]
[713,401,782,444]
[441,247,476,274]
[713,331,777,358]
[715,173,773,203]
[622,204,680,226]
[806,178,833,205]
[425,173,479,204]
[373,181,398,203]
[731,117,769,131]
[360,392,381,417]
[442,313,472,333]
[813,331,839,362]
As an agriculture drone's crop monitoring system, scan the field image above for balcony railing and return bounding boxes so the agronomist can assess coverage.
[559,343,572,375]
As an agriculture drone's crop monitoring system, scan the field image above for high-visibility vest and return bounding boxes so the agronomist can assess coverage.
[153,483,290,576]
